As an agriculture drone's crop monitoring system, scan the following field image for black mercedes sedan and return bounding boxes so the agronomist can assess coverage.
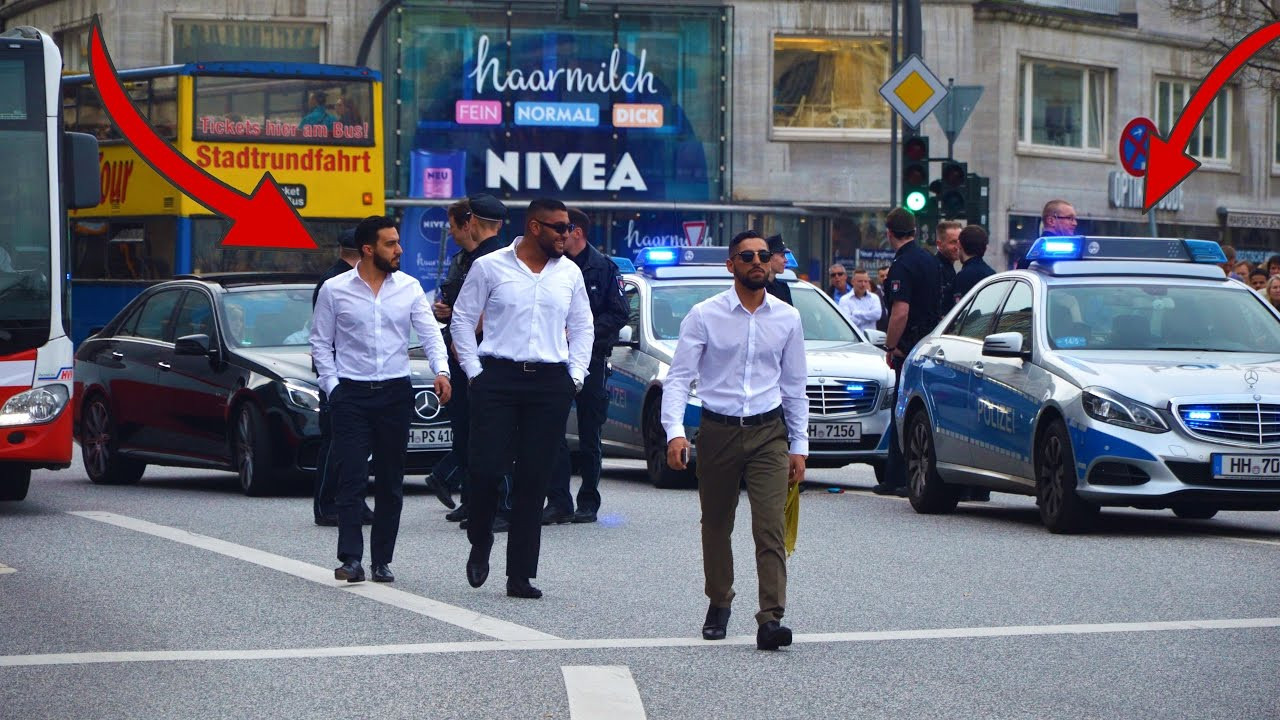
[73,274,452,495]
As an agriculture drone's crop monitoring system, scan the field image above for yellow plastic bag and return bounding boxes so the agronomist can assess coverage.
[784,482,800,557]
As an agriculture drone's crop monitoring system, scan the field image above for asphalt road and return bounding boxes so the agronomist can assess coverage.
[2,451,1278,719]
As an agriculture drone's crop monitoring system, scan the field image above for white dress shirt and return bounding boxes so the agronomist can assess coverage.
[662,290,809,455]
[839,290,883,334]
[310,265,449,396]
[450,236,594,384]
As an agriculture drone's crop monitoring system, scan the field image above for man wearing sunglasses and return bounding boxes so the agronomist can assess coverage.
[662,230,809,652]
[451,197,594,600]
[828,263,852,303]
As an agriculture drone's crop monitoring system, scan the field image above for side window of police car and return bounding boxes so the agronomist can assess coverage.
[992,282,1033,350]
[947,281,1011,341]
[624,284,640,339]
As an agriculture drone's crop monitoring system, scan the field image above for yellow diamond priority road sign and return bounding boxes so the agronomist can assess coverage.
[879,54,948,129]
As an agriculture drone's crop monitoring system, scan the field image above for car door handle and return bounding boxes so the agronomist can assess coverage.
[972,361,984,377]
[111,351,124,359]
[931,348,946,362]
[158,361,171,371]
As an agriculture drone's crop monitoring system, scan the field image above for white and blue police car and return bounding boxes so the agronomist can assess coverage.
[566,246,895,487]
[895,236,1280,532]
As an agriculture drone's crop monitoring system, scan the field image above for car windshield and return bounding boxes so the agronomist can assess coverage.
[220,287,313,348]
[1046,283,1280,352]
[650,283,860,342]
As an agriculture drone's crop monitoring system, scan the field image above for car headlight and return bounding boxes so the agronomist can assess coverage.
[283,379,320,412]
[879,385,896,411]
[0,384,70,426]
[1081,387,1168,434]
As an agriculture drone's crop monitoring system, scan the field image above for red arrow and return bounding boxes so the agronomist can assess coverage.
[88,20,315,249]
[1145,21,1280,211]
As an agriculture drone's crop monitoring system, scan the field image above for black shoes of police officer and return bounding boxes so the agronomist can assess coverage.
[871,484,908,498]
[334,560,365,583]
[371,564,394,583]
[424,474,457,510]
[702,604,731,640]
[445,504,467,522]
[506,577,542,599]
[571,509,598,524]
[466,547,489,588]
[541,506,573,525]
[756,620,793,651]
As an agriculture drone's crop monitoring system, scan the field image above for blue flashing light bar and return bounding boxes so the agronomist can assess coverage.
[1024,236,1229,264]
[636,247,678,266]
[845,383,866,397]
[1186,410,1215,421]
[610,256,637,274]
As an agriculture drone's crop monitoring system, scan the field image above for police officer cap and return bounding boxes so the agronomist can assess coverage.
[468,194,507,223]
[337,228,359,249]
[765,234,787,253]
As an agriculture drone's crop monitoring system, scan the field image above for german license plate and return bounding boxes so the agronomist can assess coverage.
[408,427,452,449]
[808,422,861,440]
[1212,454,1280,479]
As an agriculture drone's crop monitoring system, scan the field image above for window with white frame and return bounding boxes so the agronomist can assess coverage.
[1156,78,1231,164]
[772,36,891,138]
[1018,60,1107,151]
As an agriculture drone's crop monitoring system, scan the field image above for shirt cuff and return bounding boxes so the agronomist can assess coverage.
[569,367,586,385]
[664,425,686,443]
[435,369,450,378]
[461,359,483,379]
[320,376,338,396]
[788,439,809,456]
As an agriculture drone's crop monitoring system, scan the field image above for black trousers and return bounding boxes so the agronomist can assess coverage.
[313,389,338,519]
[467,359,575,579]
[434,354,512,513]
[549,355,610,514]
[331,377,413,564]
[883,355,907,487]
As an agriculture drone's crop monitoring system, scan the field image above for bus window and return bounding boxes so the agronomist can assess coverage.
[193,76,374,145]
[150,76,178,140]
[71,219,176,280]
[190,216,341,274]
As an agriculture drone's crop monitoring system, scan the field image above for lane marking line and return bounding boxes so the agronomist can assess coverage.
[1219,536,1280,548]
[67,511,556,643]
[0,563,14,575]
[4,616,1277,668]
[563,666,647,720]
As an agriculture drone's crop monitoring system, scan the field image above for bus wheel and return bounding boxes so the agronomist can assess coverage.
[0,467,30,501]
[234,404,276,497]
[82,395,145,485]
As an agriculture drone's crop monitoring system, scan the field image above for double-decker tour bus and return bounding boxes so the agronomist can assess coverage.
[0,27,100,501]
[61,61,384,344]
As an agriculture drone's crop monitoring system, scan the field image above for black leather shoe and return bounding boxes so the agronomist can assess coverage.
[506,577,542,599]
[702,605,731,640]
[426,475,457,509]
[962,487,991,502]
[541,506,573,525]
[571,509,598,524]
[371,564,394,583]
[871,483,901,496]
[314,514,338,527]
[445,504,468,522]
[334,560,365,583]
[492,515,511,533]
[756,620,793,651]
[466,547,490,588]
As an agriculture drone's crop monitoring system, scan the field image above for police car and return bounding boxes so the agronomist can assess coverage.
[567,246,895,487]
[896,236,1280,532]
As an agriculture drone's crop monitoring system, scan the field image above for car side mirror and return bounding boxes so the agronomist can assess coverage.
[175,333,216,357]
[863,329,887,348]
[982,332,1028,358]
[615,325,639,347]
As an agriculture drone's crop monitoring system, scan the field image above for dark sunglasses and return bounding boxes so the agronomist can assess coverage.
[733,250,774,263]
[532,218,576,235]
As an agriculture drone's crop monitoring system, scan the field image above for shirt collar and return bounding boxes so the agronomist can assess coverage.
[726,287,775,315]
[350,262,399,285]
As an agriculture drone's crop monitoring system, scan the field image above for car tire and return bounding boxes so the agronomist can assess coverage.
[644,395,695,489]
[1172,506,1218,520]
[1035,419,1098,534]
[0,467,30,501]
[905,410,958,514]
[81,394,145,486]
[233,404,277,497]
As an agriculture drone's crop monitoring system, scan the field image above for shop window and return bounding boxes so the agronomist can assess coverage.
[773,36,891,139]
[1157,78,1230,165]
[1018,60,1107,151]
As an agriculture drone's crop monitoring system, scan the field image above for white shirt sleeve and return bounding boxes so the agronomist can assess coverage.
[841,292,882,331]
[410,282,450,377]
[566,271,595,384]
[310,281,338,396]
[661,304,706,442]
[450,259,488,380]
[779,310,809,456]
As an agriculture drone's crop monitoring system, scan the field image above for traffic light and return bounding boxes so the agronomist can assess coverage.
[934,161,968,220]
[965,173,990,226]
[900,136,930,214]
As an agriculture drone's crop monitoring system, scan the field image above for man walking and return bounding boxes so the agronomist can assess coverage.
[877,208,939,497]
[838,268,882,335]
[935,220,961,316]
[452,198,593,599]
[828,263,852,303]
[544,208,629,525]
[663,230,808,652]
[311,215,452,583]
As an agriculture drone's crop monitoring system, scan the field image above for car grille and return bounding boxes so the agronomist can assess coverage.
[807,378,880,416]
[1175,403,1280,447]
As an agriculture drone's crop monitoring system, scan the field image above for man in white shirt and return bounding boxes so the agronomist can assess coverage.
[311,215,452,584]
[662,230,809,651]
[838,268,882,335]
[451,198,594,600]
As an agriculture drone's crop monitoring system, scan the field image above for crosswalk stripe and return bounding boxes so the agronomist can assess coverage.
[563,666,647,720]
[0,563,14,575]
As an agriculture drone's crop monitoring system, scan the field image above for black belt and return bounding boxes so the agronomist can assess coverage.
[701,406,783,427]
[481,357,567,373]
[338,376,410,390]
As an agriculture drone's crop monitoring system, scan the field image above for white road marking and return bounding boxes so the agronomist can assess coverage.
[1219,536,1280,548]
[3,616,1277,668]
[0,563,14,575]
[563,666,647,720]
[68,511,556,643]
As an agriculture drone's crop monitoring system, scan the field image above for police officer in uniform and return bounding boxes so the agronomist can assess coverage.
[876,208,940,496]
[544,209,629,525]
[763,234,793,306]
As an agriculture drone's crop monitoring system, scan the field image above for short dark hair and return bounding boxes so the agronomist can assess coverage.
[936,220,963,235]
[1251,268,1269,280]
[447,198,471,226]
[567,208,589,233]
[1268,254,1280,269]
[355,215,397,252]
[526,197,568,223]
[885,208,916,238]
[729,229,764,254]
[959,225,989,257]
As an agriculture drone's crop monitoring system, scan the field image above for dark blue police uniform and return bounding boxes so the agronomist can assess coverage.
[882,240,940,490]
[952,255,996,306]
[937,252,958,316]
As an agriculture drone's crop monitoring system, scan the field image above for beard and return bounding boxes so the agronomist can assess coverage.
[538,233,565,259]
[737,269,767,290]
[373,254,400,273]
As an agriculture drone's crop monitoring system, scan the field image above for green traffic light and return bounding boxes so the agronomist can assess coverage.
[905,190,927,212]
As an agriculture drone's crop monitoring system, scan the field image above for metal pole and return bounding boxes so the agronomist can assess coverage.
[355,0,404,66]
[946,78,955,160]
[1148,209,1158,237]
[890,0,900,208]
